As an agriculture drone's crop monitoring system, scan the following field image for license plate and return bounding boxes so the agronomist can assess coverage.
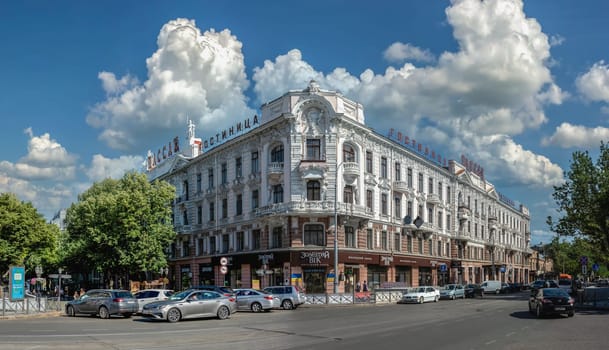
[555,307,565,311]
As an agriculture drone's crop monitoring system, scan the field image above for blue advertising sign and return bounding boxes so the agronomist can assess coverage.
[592,263,600,272]
[440,264,447,272]
[9,266,25,301]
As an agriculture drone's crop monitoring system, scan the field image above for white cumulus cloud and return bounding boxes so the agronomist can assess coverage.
[576,61,609,103]
[87,18,255,152]
[85,154,145,182]
[383,42,435,63]
[542,122,609,148]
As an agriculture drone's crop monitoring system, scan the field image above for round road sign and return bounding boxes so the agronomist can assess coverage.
[220,265,228,275]
[220,257,228,266]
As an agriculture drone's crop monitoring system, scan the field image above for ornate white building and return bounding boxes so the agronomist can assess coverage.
[149,81,533,293]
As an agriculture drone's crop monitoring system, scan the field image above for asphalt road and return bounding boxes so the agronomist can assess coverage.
[1,292,608,350]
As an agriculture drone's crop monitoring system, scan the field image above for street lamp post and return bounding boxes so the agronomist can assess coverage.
[35,266,42,309]
[333,160,343,294]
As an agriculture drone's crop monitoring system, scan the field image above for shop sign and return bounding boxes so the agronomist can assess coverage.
[258,253,274,263]
[344,254,374,263]
[300,251,330,265]
[380,256,394,266]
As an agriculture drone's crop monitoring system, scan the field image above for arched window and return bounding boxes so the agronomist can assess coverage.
[343,144,356,162]
[304,224,325,246]
[271,144,284,163]
[307,181,321,200]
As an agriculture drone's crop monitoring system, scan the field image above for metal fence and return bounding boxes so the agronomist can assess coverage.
[305,289,409,305]
[1,297,63,318]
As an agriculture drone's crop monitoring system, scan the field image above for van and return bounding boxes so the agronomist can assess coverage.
[480,280,502,294]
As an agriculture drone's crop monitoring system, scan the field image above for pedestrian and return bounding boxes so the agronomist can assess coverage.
[363,280,368,292]
[73,290,79,300]
[80,287,85,296]
[356,282,361,292]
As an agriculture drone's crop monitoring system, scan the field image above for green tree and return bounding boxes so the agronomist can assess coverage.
[63,172,175,287]
[0,193,60,276]
[548,142,609,268]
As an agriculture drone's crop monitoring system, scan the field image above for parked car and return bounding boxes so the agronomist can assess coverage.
[65,289,138,319]
[480,280,502,294]
[234,288,274,312]
[528,287,574,318]
[500,282,511,294]
[464,283,484,298]
[398,286,440,304]
[133,289,174,313]
[191,285,235,297]
[439,284,465,300]
[558,279,573,294]
[263,286,305,310]
[141,289,237,323]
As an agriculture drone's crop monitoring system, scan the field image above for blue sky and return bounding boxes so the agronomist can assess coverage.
[2,0,609,246]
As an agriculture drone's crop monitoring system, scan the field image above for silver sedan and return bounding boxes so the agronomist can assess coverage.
[141,289,237,322]
[234,288,274,312]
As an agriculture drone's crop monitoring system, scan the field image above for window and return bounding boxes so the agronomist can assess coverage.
[236,232,244,251]
[236,194,243,216]
[197,238,204,255]
[366,190,373,210]
[380,157,387,178]
[438,182,443,200]
[251,151,259,174]
[304,224,325,246]
[381,231,388,250]
[182,180,189,200]
[209,236,216,254]
[394,233,400,251]
[418,238,423,254]
[407,168,413,188]
[345,226,355,248]
[438,241,442,257]
[272,185,283,203]
[235,157,242,178]
[209,201,215,222]
[272,227,282,248]
[447,214,451,231]
[395,162,401,181]
[307,181,321,200]
[344,185,354,204]
[196,173,202,193]
[182,240,190,257]
[252,190,259,209]
[366,151,373,173]
[252,229,261,250]
[222,234,229,253]
[428,239,433,255]
[182,210,188,225]
[437,211,443,228]
[407,236,413,253]
[208,167,214,189]
[367,229,373,249]
[271,145,284,163]
[407,201,413,219]
[428,177,433,194]
[343,145,356,162]
[428,206,433,224]
[394,196,401,218]
[306,139,321,160]
[381,193,388,215]
[446,186,451,203]
[418,173,424,192]
[221,163,228,185]
[222,198,228,218]
[197,205,202,224]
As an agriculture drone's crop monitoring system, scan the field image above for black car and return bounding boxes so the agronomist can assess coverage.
[191,285,235,297]
[528,287,574,318]
[529,280,558,292]
[464,284,484,298]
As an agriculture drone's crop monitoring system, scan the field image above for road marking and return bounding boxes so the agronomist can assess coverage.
[506,332,516,337]
[485,340,497,345]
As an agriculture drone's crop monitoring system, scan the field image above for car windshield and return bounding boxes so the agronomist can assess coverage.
[543,289,569,297]
[168,290,192,300]
[444,285,455,290]
[417,287,426,293]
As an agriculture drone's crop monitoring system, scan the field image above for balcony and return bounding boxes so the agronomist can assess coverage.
[426,193,441,204]
[458,203,471,221]
[342,162,360,180]
[393,181,412,194]
[268,162,284,180]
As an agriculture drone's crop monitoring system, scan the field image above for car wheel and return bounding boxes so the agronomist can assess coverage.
[535,304,543,318]
[167,307,181,323]
[282,300,294,310]
[568,311,574,317]
[434,296,439,303]
[451,294,455,300]
[98,306,110,319]
[122,313,132,318]
[217,305,230,320]
[251,302,263,313]
[419,296,424,304]
[528,303,533,314]
[495,289,500,295]
[66,305,76,317]
[462,293,465,299]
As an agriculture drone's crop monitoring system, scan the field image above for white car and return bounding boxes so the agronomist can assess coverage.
[133,289,174,313]
[398,286,440,304]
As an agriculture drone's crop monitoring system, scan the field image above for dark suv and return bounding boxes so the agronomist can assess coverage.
[65,289,138,319]
[192,285,235,297]
[263,286,305,310]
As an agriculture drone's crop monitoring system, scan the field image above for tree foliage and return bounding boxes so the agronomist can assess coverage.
[63,172,175,282]
[0,193,60,275]
[548,142,609,267]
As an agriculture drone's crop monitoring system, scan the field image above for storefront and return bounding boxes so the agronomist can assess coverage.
[293,250,331,294]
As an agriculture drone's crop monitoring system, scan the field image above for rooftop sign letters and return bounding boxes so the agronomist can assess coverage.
[387,129,446,166]
[147,136,180,171]
[202,115,259,152]
[460,154,484,181]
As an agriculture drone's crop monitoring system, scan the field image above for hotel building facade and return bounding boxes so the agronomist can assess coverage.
[148,81,533,294]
